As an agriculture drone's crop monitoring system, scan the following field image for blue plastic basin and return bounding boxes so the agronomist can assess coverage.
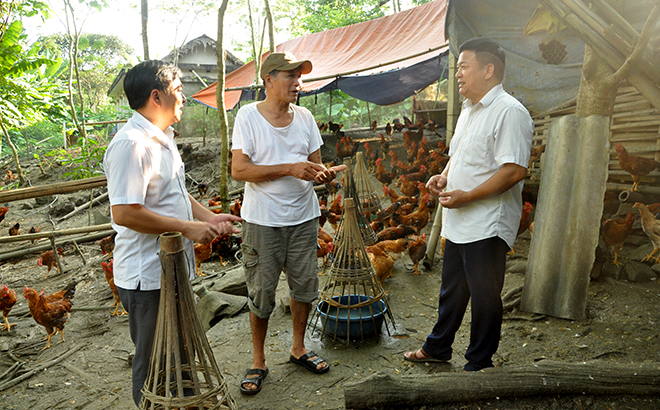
[317,295,386,338]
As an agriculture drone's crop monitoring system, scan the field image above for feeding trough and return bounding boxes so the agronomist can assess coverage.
[317,295,387,339]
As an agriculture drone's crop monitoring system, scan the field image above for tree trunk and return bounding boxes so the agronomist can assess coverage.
[216,0,231,214]
[344,361,660,409]
[63,0,86,140]
[264,0,275,53]
[0,114,26,185]
[141,0,150,60]
[247,0,261,101]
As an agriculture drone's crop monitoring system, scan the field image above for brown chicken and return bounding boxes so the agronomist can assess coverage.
[230,197,242,217]
[197,181,208,199]
[1,285,17,332]
[364,142,379,173]
[370,120,378,132]
[600,210,635,266]
[399,175,421,198]
[388,150,398,169]
[385,122,393,138]
[38,247,64,278]
[9,222,20,236]
[318,226,334,243]
[370,238,409,259]
[392,121,405,132]
[376,225,416,242]
[99,234,115,256]
[101,260,127,316]
[194,242,212,276]
[328,193,343,216]
[317,239,334,266]
[211,234,241,265]
[509,202,534,254]
[528,144,546,170]
[615,144,660,192]
[407,233,427,275]
[383,186,417,205]
[325,210,342,232]
[375,158,396,194]
[392,194,431,233]
[379,133,390,159]
[28,226,41,244]
[633,202,660,263]
[336,136,360,159]
[328,121,343,137]
[367,245,395,284]
[0,206,8,223]
[24,285,75,349]
[325,179,342,201]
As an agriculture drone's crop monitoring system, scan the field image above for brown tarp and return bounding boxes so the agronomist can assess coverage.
[191,0,448,110]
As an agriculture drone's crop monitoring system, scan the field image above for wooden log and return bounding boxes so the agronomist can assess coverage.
[0,176,107,203]
[343,361,660,410]
[0,229,115,261]
[56,192,109,222]
[0,223,112,244]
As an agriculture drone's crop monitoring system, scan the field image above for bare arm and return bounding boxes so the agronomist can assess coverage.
[112,201,238,244]
[438,163,527,209]
[232,148,341,184]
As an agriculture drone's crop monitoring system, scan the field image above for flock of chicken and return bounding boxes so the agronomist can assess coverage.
[0,226,120,350]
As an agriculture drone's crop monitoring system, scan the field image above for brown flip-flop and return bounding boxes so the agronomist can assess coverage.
[403,348,448,363]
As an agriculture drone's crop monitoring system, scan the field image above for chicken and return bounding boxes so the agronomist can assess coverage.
[37,247,64,278]
[0,205,7,223]
[370,120,378,132]
[197,181,208,199]
[375,158,396,194]
[615,144,660,192]
[392,194,431,233]
[230,197,242,217]
[509,202,534,254]
[528,144,546,170]
[385,122,392,138]
[4,169,17,183]
[23,285,75,349]
[45,281,77,302]
[369,238,409,259]
[383,186,417,205]
[99,234,116,256]
[633,202,660,263]
[364,142,379,173]
[28,226,41,244]
[324,195,341,218]
[208,196,223,214]
[324,210,342,232]
[325,179,342,201]
[317,121,328,133]
[370,219,384,233]
[328,121,343,137]
[318,226,334,243]
[211,234,241,265]
[9,222,20,236]
[392,121,405,133]
[367,245,395,284]
[407,233,427,275]
[376,225,416,242]
[194,242,212,276]
[388,150,399,170]
[100,260,127,316]
[1,285,17,332]
[399,175,420,198]
[317,238,334,266]
[375,201,402,227]
[336,136,360,159]
[378,133,390,160]
[600,210,635,266]
[401,164,427,183]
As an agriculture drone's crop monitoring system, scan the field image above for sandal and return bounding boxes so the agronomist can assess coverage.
[239,367,268,395]
[289,350,330,374]
[403,348,448,363]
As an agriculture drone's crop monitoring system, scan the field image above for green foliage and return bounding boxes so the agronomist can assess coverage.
[58,136,107,179]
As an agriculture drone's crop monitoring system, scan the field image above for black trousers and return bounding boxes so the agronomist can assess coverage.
[422,236,509,371]
[117,286,160,407]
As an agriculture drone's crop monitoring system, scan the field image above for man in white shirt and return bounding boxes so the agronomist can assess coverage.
[232,52,343,395]
[404,38,533,371]
[104,60,240,406]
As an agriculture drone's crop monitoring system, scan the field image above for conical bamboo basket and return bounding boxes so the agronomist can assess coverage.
[353,152,382,218]
[335,157,378,246]
[139,232,236,410]
[310,198,394,344]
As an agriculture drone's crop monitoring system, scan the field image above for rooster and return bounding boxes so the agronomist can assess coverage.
[24,284,76,350]
[615,144,660,192]
[407,233,427,275]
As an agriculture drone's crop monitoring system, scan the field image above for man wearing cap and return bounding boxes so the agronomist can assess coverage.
[232,52,341,395]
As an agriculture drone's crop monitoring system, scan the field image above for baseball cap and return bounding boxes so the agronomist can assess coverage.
[260,52,313,80]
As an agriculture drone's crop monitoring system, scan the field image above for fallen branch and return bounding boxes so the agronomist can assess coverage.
[0,229,114,261]
[344,360,660,409]
[56,192,109,222]
[0,344,83,391]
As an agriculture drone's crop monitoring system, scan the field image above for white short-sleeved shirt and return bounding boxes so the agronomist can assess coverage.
[103,112,196,290]
[441,84,534,248]
[231,102,323,227]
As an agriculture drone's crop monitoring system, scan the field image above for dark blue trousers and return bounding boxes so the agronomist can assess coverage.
[422,236,509,371]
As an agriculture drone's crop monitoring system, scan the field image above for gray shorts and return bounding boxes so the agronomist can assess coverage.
[241,218,319,318]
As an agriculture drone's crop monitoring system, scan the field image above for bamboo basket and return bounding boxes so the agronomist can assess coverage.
[310,198,394,344]
[353,152,382,217]
[335,157,378,246]
[139,232,236,410]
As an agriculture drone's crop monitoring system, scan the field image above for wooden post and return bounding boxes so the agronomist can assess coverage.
[366,101,372,128]
[446,52,460,144]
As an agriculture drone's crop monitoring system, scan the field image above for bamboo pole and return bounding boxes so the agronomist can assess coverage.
[0,176,107,203]
[0,223,112,244]
[0,230,114,261]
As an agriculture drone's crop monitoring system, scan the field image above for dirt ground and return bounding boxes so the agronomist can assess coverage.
[1,129,660,410]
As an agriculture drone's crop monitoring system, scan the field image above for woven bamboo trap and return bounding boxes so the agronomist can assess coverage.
[139,232,236,410]
[334,157,378,246]
[353,152,382,217]
[310,198,394,343]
